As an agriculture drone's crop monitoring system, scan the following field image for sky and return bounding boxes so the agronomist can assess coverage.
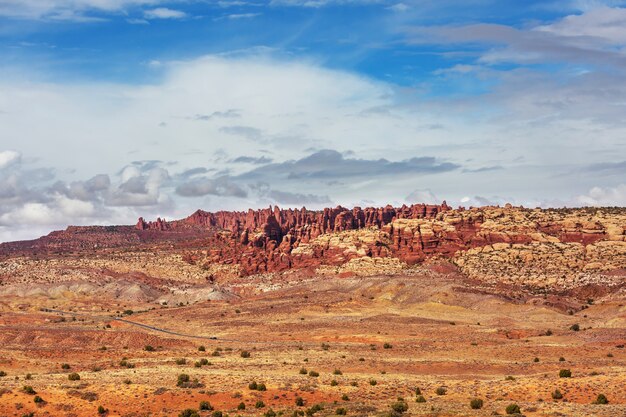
[0,0,625,241]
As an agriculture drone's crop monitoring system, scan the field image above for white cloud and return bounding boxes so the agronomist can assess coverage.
[0,0,163,20]
[576,183,626,206]
[387,2,409,12]
[144,7,187,19]
[0,150,21,169]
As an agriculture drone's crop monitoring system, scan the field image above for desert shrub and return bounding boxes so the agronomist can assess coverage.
[257,383,267,391]
[255,400,265,408]
[305,404,323,416]
[559,369,572,378]
[33,395,44,404]
[321,343,330,351]
[333,369,343,375]
[559,357,566,362]
[435,387,446,396]
[198,346,206,352]
[237,402,246,410]
[179,409,200,417]
[570,324,580,331]
[21,413,35,417]
[123,309,134,315]
[594,394,609,404]
[119,359,134,368]
[505,403,521,414]
[336,407,347,415]
[264,410,276,417]
[545,329,553,336]
[533,357,540,363]
[470,398,483,409]
[330,380,338,386]
[249,381,258,390]
[241,351,251,358]
[23,386,36,395]
[176,358,187,365]
[212,411,223,417]
[308,371,319,377]
[0,371,6,377]
[299,368,308,375]
[194,362,202,368]
[383,343,392,349]
[199,401,213,411]
[68,373,80,381]
[200,358,209,366]
[369,379,377,386]
[178,374,190,387]
[414,387,421,395]
[296,397,305,406]
[552,389,563,399]
[211,350,220,357]
[123,379,132,385]
[390,400,408,413]
[415,395,426,403]
[61,363,71,370]
[98,405,107,414]
[350,381,358,387]
[25,374,32,380]
[505,375,515,381]
[144,345,155,352]
[341,394,349,401]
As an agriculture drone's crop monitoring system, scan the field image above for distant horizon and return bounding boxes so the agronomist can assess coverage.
[3,200,623,244]
[1,1,625,242]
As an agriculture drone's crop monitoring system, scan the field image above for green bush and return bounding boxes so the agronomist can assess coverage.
[296,396,305,406]
[23,386,36,395]
[240,351,251,358]
[144,345,155,352]
[198,346,206,352]
[199,401,213,411]
[264,410,276,417]
[212,411,223,417]
[255,400,265,409]
[257,383,267,391]
[336,407,347,415]
[237,402,246,410]
[559,369,572,378]
[68,373,80,381]
[570,324,580,332]
[33,395,44,404]
[333,369,343,375]
[177,374,190,387]
[505,403,521,414]
[469,398,483,409]
[330,380,338,386]
[61,363,71,370]
[179,409,200,417]
[0,371,6,377]
[390,400,408,413]
[435,387,446,395]
[552,389,563,399]
[594,394,609,405]
[383,343,392,349]
[176,358,187,365]
[200,358,209,366]
[98,405,107,414]
[369,379,377,386]
[299,368,308,375]
[309,371,319,377]
[249,381,258,390]
[341,394,349,401]
[415,395,426,403]
[414,387,421,395]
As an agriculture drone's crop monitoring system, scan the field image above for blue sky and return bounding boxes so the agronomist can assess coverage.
[1,0,626,241]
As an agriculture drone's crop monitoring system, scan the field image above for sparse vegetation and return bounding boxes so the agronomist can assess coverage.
[23,386,36,395]
[255,400,265,408]
[179,409,200,417]
[470,398,483,409]
[435,387,446,395]
[505,403,521,414]
[199,401,213,411]
[144,345,155,352]
[594,394,609,404]
[68,372,80,381]
[559,369,572,378]
[240,350,251,358]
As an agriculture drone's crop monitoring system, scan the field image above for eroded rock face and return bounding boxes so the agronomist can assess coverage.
[2,204,625,290]
[133,204,626,284]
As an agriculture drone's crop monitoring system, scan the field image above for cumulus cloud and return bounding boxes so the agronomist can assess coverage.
[0,150,21,169]
[231,155,273,164]
[576,183,626,206]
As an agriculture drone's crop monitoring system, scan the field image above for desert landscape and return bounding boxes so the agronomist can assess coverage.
[0,203,624,417]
